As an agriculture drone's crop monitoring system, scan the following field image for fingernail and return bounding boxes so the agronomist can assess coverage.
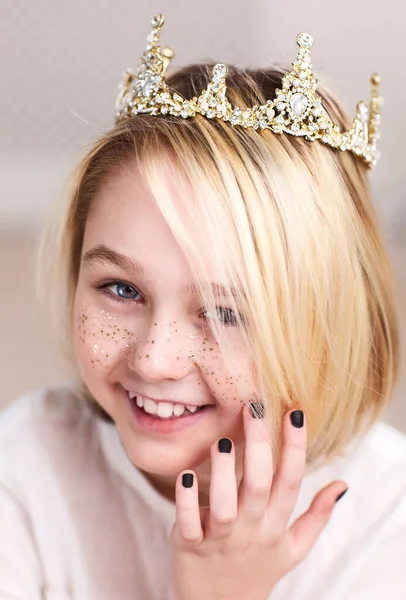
[290,410,304,428]
[218,438,232,453]
[335,488,348,503]
[182,473,194,488]
[249,401,265,418]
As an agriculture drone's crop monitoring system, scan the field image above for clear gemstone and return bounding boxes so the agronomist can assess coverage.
[207,110,215,118]
[276,102,286,111]
[290,93,308,117]
[275,115,284,124]
[297,33,313,49]
[139,73,159,97]
[161,107,168,114]
[242,110,250,120]
[291,123,300,132]
[266,107,275,119]
[209,98,217,107]
[312,108,321,117]
[213,63,227,82]
[151,14,163,27]
[358,102,368,117]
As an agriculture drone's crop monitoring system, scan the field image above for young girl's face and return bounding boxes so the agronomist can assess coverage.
[73,163,256,484]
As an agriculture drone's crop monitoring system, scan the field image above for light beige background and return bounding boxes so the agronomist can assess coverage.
[0,1,405,431]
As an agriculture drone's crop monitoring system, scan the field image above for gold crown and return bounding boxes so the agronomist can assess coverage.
[115,14,382,168]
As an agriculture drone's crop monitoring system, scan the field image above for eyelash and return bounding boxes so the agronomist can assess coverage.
[95,281,241,327]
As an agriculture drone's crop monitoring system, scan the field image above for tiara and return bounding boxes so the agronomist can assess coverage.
[115,14,382,168]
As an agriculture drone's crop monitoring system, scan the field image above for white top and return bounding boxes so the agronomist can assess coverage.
[0,387,405,600]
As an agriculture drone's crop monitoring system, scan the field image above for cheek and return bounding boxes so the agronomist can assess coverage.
[190,333,257,408]
[74,303,133,378]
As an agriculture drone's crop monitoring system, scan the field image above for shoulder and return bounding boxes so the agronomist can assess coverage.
[0,386,94,489]
[366,419,406,459]
[349,420,406,484]
[300,419,406,531]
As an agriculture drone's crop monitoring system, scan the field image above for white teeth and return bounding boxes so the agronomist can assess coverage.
[157,402,175,418]
[128,392,203,419]
[173,404,187,417]
[143,398,158,415]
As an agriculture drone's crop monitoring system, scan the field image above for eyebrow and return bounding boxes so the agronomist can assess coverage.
[81,244,239,298]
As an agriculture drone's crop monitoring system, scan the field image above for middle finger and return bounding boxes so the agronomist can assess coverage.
[236,401,274,526]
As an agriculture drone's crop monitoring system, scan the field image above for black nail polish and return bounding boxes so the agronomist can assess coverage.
[249,401,265,418]
[218,438,232,453]
[182,473,194,488]
[290,410,304,428]
[335,488,348,503]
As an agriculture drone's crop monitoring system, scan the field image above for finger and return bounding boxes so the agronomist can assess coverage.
[205,437,238,540]
[264,409,307,539]
[284,482,348,565]
[173,471,203,548]
[237,402,274,526]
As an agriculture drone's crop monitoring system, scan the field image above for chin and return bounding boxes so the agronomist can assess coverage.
[119,427,210,477]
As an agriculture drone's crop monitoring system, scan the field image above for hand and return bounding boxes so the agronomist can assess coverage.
[168,403,348,600]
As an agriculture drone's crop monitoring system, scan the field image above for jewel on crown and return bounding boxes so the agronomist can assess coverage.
[115,14,382,169]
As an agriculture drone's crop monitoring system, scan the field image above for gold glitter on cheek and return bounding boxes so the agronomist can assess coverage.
[76,305,135,370]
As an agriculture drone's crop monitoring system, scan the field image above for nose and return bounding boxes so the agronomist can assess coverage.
[125,319,199,382]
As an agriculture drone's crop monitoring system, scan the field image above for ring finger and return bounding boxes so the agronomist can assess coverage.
[205,437,238,540]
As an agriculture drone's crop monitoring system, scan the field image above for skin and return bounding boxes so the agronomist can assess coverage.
[73,162,257,505]
[73,161,346,599]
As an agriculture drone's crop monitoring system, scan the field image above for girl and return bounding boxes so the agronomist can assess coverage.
[1,14,405,600]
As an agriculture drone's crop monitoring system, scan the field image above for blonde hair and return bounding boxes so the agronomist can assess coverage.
[37,64,401,468]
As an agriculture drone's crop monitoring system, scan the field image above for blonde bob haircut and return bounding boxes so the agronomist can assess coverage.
[37,64,401,469]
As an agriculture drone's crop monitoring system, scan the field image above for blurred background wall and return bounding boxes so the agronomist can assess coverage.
[0,0,405,431]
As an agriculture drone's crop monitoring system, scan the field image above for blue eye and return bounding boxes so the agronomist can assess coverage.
[97,281,142,304]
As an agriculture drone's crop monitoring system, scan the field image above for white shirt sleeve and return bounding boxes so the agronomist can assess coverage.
[344,524,406,598]
[0,484,44,600]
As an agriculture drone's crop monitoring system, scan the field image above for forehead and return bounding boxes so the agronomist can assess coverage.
[83,162,225,285]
